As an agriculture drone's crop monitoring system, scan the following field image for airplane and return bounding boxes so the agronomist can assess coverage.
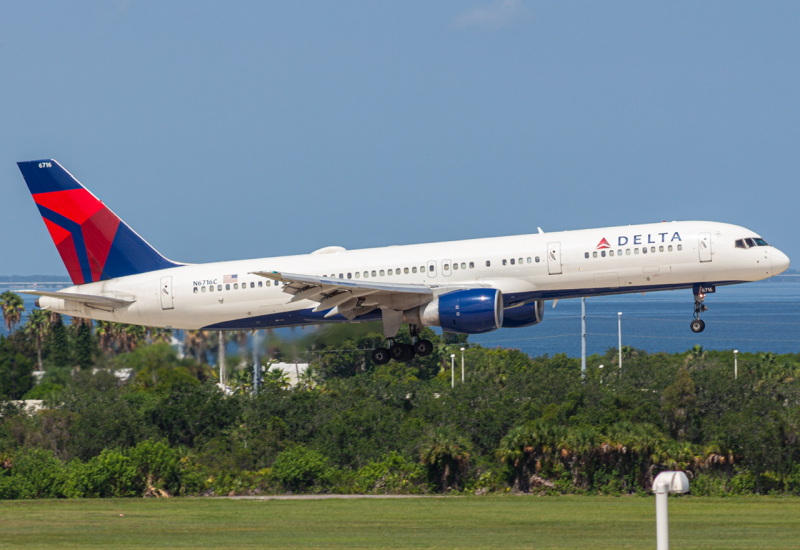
[17,159,791,364]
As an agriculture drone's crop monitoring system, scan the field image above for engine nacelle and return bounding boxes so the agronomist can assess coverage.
[410,288,504,334]
[502,299,545,328]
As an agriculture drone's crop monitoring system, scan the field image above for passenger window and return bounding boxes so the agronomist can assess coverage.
[634,248,640,255]
[412,267,417,273]
[642,248,647,254]
[421,266,426,272]
[258,281,263,287]
[372,270,377,277]
[453,263,459,270]
[668,245,673,252]
[585,252,590,258]
[218,285,222,291]
[347,273,352,279]
[193,287,198,294]
[404,267,409,274]
[502,259,507,266]
[443,264,450,271]
[593,251,598,258]
[659,246,664,252]
[380,269,385,276]
[388,269,393,275]
[651,247,656,253]
[517,259,522,265]
[201,286,206,293]
[486,260,491,267]
[626,249,631,255]
[609,250,614,257]
[677,244,683,251]
[535,256,541,263]
[234,283,239,289]
[469,262,474,269]
[601,251,606,257]
[209,285,214,292]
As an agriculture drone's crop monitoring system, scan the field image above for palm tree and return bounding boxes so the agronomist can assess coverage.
[22,309,54,370]
[1,291,25,333]
[419,428,472,492]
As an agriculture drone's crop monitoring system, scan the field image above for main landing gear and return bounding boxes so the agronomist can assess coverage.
[371,325,434,365]
[690,285,711,333]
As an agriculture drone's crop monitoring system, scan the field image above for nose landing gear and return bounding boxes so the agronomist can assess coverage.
[690,284,714,333]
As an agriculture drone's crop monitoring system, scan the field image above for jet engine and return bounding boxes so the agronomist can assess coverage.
[406,288,504,334]
[502,299,545,328]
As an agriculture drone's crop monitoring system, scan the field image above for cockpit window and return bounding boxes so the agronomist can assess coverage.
[736,237,769,249]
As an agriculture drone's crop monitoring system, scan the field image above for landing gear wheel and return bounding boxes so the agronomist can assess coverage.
[372,347,391,365]
[390,343,415,362]
[690,319,705,333]
[414,339,434,356]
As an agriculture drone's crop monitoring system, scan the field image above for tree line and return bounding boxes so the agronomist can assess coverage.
[1,290,800,498]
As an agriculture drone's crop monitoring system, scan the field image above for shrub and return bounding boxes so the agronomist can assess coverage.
[270,445,332,492]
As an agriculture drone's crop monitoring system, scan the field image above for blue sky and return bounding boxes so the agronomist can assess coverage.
[2,1,798,275]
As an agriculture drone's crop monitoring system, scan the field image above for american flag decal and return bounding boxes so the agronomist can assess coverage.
[223,274,238,284]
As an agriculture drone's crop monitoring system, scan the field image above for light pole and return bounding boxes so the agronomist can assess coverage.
[617,312,623,370]
[733,349,739,380]
[460,347,465,383]
[581,297,587,379]
[450,353,456,388]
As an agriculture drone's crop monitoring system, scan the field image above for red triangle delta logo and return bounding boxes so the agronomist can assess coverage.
[596,238,611,249]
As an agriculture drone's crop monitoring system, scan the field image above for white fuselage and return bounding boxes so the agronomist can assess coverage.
[36,220,790,331]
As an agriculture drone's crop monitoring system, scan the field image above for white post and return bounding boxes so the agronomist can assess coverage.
[581,298,587,379]
[460,347,465,383]
[217,330,226,387]
[653,471,690,550]
[617,312,623,370]
[656,490,669,550]
[450,354,455,388]
[733,349,739,380]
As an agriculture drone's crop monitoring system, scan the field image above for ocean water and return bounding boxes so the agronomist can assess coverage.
[472,280,800,357]
[3,280,799,357]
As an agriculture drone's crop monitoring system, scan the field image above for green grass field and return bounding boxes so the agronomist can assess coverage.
[1,495,799,549]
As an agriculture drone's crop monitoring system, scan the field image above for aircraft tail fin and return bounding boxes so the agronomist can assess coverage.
[17,159,182,285]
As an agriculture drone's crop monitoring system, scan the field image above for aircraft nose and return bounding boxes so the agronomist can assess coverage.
[771,248,791,276]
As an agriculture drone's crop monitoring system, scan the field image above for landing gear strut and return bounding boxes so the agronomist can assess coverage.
[690,288,709,333]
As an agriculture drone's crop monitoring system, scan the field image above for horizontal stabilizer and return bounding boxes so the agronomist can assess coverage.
[21,290,135,310]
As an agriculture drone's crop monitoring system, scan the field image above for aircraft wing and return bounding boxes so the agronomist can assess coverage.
[251,270,481,320]
[21,290,136,311]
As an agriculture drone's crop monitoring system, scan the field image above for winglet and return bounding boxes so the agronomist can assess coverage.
[17,159,182,284]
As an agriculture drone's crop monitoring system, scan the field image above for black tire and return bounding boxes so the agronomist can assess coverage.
[690,319,705,333]
[389,343,407,361]
[372,347,391,365]
[400,343,416,362]
[414,339,434,356]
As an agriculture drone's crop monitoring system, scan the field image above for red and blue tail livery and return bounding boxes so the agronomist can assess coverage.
[17,160,181,285]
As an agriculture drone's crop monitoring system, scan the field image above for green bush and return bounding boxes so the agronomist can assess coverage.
[6,448,68,499]
[271,445,333,492]
[354,452,426,494]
